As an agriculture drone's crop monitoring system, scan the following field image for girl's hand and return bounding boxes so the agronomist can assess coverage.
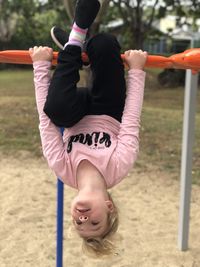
[29,46,53,62]
[124,49,148,70]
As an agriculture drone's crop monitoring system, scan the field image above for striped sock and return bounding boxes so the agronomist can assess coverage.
[64,22,88,50]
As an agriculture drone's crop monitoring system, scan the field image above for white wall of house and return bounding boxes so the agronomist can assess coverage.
[159,15,176,33]
[158,15,200,34]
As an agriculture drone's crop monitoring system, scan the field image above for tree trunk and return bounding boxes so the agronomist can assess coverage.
[132,27,144,49]
[0,13,18,42]
[89,0,110,35]
[63,0,75,23]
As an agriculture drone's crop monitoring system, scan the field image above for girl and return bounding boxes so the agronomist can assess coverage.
[29,0,147,257]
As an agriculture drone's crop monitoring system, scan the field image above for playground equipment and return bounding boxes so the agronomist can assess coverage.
[0,48,200,71]
[0,48,199,267]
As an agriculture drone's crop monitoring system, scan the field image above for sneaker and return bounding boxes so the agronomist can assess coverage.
[74,0,101,29]
[50,26,69,50]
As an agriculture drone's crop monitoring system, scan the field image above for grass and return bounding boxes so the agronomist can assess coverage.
[139,69,200,184]
[0,69,41,156]
[0,68,200,183]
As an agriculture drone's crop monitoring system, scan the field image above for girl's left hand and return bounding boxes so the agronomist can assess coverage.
[29,46,53,62]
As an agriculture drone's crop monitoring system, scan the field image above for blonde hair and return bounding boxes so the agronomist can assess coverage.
[81,193,119,258]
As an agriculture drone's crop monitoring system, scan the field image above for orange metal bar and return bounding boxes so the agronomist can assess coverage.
[0,49,200,71]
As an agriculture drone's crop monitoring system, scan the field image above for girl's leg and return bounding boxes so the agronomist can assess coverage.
[44,0,100,128]
[86,33,126,122]
[44,45,89,128]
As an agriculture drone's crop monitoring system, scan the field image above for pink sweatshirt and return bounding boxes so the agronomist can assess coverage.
[33,61,146,189]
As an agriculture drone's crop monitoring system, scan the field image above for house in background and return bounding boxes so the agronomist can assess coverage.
[102,15,200,55]
[145,15,200,55]
[150,16,200,87]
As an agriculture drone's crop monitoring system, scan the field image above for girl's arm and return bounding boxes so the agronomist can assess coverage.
[30,46,70,183]
[116,50,147,176]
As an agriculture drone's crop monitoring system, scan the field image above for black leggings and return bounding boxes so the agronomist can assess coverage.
[44,33,126,128]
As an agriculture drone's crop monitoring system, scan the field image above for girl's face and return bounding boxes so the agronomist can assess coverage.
[71,194,113,238]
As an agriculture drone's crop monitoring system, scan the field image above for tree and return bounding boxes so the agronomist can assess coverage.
[2,0,69,50]
[110,0,200,49]
[0,0,40,49]
[0,0,18,44]
[109,0,167,49]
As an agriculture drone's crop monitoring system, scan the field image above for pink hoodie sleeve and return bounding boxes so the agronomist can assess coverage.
[115,69,146,178]
[33,61,70,184]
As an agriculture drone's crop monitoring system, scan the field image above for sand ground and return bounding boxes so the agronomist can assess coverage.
[0,152,200,267]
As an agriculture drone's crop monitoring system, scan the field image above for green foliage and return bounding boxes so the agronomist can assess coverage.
[1,0,200,52]
[110,0,200,48]
[0,0,38,19]
[0,0,69,50]
[165,0,175,5]
[176,6,186,17]
[101,4,119,23]
[157,7,167,19]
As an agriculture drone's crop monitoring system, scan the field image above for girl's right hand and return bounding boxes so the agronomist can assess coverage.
[124,49,148,70]
[29,46,53,62]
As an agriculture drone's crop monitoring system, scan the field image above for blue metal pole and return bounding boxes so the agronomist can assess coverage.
[56,178,64,267]
[56,128,64,267]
